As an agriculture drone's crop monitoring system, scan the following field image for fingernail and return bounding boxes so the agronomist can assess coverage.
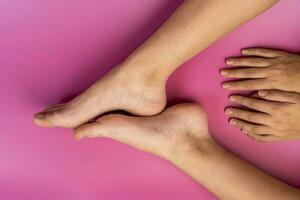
[226,59,234,65]
[241,129,248,134]
[222,83,230,88]
[75,134,84,140]
[229,96,236,102]
[35,113,45,119]
[225,108,233,115]
[220,70,228,76]
[229,119,237,125]
[258,90,268,97]
[241,49,248,54]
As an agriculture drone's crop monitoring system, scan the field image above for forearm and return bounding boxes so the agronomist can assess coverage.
[170,138,300,200]
[122,0,278,81]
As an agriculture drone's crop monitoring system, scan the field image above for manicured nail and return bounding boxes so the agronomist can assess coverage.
[220,70,228,76]
[241,129,248,134]
[241,49,249,54]
[222,83,230,88]
[226,59,234,65]
[229,96,236,102]
[225,108,233,115]
[258,90,268,97]
[35,113,45,119]
[229,119,237,125]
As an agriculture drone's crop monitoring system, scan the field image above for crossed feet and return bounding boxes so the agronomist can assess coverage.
[33,65,213,157]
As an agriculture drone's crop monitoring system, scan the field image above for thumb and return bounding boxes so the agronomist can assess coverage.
[258,90,299,103]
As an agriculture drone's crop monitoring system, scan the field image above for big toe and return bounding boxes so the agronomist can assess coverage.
[33,108,68,128]
[74,114,137,141]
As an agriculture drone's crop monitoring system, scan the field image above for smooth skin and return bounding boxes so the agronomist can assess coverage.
[75,103,300,200]
[226,91,300,142]
[222,48,300,141]
[222,48,300,92]
[33,0,278,128]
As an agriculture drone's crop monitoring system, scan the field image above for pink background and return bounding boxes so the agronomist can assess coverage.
[1,0,300,199]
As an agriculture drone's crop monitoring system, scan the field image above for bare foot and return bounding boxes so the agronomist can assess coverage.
[33,65,167,128]
[74,103,212,159]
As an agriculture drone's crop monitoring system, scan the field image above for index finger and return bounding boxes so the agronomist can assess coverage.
[229,95,278,114]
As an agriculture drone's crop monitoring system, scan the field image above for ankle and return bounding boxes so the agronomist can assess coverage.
[118,57,169,87]
[167,135,217,163]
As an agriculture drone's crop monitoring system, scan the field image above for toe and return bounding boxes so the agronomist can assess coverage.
[73,114,133,140]
[44,103,66,112]
[33,109,66,128]
[74,122,101,140]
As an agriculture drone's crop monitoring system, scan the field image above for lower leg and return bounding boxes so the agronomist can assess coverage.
[75,103,300,200]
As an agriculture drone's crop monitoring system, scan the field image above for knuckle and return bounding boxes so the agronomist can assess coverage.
[245,113,254,121]
[248,58,260,64]
[246,100,256,108]
[278,51,289,57]
[259,49,269,54]
[269,65,285,76]
[257,136,273,143]
[240,82,251,89]
[235,70,245,76]
[250,126,259,135]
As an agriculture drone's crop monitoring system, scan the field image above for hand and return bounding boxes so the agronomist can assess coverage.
[225,90,300,142]
[221,48,300,93]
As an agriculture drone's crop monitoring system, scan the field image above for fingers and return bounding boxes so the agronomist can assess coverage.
[241,48,287,58]
[226,57,270,67]
[245,131,278,143]
[250,92,259,98]
[229,118,267,135]
[258,90,299,103]
[229,95,277,113]
[229,119,278,142]
[221,68,268,78]
[222,79,269,90]
[225,107,270,125]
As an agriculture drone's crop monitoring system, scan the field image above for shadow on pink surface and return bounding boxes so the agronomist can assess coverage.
[0,0,300,199]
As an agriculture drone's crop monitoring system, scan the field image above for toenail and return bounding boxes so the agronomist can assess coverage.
[35,113,45,119]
